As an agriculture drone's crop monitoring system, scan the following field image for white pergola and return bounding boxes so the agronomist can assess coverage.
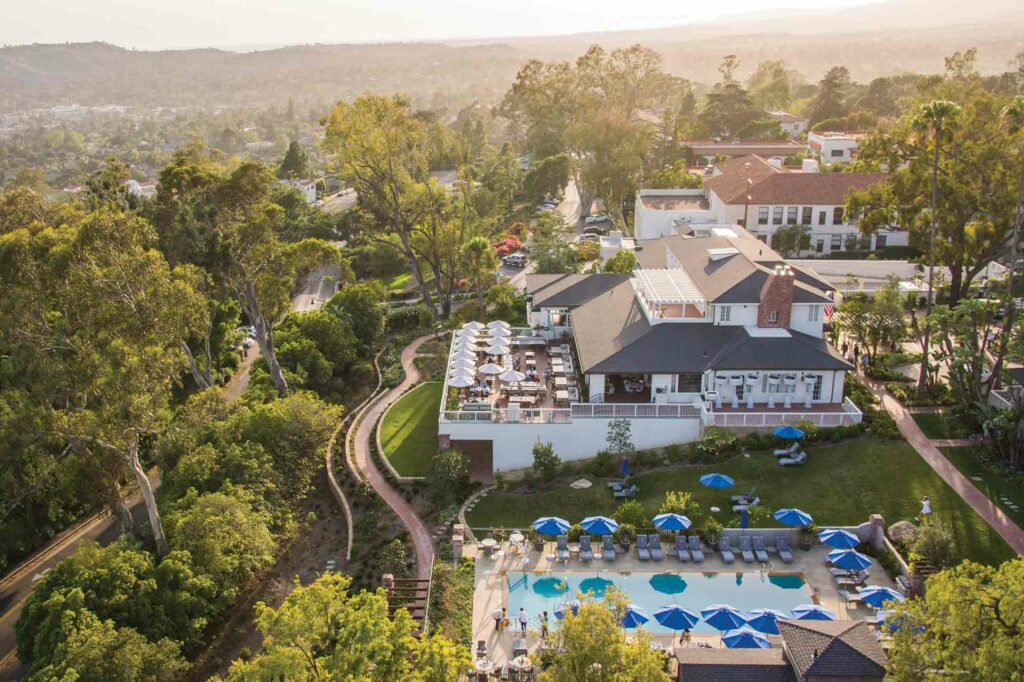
[633,268,707,318]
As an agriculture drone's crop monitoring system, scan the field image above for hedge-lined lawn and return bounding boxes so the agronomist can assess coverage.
[379,382,442,477]
[941,445,1024,527]
[911,411,971,440]
[466,437,1015,566]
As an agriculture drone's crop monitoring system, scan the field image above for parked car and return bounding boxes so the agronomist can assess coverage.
[503,253,528,268]
[585,214,610,224]
[582,225,609,236]
[575,233,601,242]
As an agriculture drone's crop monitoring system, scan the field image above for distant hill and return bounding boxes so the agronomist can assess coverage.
[1,0,1022,114]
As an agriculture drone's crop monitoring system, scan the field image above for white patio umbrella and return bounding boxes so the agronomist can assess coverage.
[499,369,526,383]
[486,343,511,356]
[455,328,479,339]
[486,320,510,330]
[479,362,504,375]
[487,326,511,338]
[451,349,477,361]
[448,375,474,388]
[462,321,485,331]
[449,357,476,371]
[449,369,475,382]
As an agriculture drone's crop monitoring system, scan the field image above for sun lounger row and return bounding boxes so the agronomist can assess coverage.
[716,535,794,564]
[553,533,795,564]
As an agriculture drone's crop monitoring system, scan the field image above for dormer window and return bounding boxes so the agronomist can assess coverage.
[720,306,731,322]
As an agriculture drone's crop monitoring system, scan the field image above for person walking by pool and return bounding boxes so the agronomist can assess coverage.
[518,607,528,634]
[492,606,504,633]
[540,611,549,640]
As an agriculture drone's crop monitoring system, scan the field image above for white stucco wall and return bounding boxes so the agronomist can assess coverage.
[789,304,825,338]
[634,190,716,240]
[440,416,703,472]
[587,373,606,402]
[712,303,759,326]
[707,369,843,406]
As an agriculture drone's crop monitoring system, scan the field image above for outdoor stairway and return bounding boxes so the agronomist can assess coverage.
[385,578,431,630]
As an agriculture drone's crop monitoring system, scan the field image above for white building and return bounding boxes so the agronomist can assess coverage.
[279,178,318,204]
[598,231,637,264]
[438,235,860,476]
[768,111,809,138]
[807,132,867,164]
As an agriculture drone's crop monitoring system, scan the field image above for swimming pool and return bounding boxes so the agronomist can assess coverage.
[506,571,813,634]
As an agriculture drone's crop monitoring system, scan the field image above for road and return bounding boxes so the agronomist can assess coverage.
[497,180,584,291]
[0,267,340,680]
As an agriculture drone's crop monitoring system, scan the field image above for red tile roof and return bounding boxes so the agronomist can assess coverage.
[706,155,885,205]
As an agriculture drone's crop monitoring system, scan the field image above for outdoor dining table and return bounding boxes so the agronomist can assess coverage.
[551,366,565,376]
[555,389,569,402]
[474,660,495,674]
[509,532,525,544]
[554,376,567,388]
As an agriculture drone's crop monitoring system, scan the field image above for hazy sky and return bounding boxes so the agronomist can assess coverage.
[2,0,878,50]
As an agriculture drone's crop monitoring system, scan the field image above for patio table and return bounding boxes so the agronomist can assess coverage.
[554,376,567,388]
[555,390,569,402]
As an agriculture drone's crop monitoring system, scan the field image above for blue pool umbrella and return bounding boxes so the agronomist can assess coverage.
[745,608,787,635]
[773,508,814,527]
[620,605,649,629]
[532,577,569,598]
[621,457,632,478]
[773,425,805,440]
[579,576,614,597]
[701,605,748,631]
[555,601,581,620]
[699,473,735,489]
[653,513,692,531]
[819,528,861,549]
[791,604,838,621]
[532,517,571,536]
[649,573,688,595]
[827,548,873,571]
[580,516,619,536]
[722,627,772,649]
[740,508,749,529]
[654,605,700,631]
[858,586,905,609]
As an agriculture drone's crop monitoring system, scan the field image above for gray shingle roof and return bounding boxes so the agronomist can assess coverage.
[525,273,631,308]
[1005,366,1024,388]
[569,281,851,374]
[778,619,888,679]
[674,648,796,682]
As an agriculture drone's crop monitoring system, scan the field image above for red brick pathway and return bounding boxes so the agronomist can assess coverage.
[865,379,1024,555]
[351,333,438,580]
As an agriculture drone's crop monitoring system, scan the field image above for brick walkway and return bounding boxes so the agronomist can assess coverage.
[351,333,438,580]
[865,379,1024,555]
[929,439,982,448]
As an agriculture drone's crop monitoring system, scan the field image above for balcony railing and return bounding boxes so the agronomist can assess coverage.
[440,401,704,423]
[709,397,863,428]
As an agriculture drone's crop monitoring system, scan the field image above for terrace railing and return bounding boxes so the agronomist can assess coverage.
[709,397,863,428]
[988,389,1014,411]
[440,401,704,423]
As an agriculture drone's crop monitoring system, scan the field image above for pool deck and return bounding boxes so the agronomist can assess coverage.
[467,540,897,669]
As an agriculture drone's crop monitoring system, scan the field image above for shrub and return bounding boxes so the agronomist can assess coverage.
[612,500,647,528]
[606,419,635,457]
[613,523,636,544]
[699,516,723,544]
[532,441,561,483]
[908,519,959,570]
[659,491,697,517]
[493,235,522,258]
[425,449,470,507]
[386,304,434,334]
[587,450,618,477]
[379,538,409,577]
[664,444,684,462]
[697,427,738,459]
[566,524,584,543]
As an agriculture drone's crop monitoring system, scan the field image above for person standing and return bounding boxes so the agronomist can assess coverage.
[841,341,849,359]
[492,606,504,633]
[921,496,932,518]
[540,610,549,639]
[518,607,528,634]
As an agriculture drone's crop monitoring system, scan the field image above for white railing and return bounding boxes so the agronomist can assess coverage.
[988,389,1014,411]
[440,401,705,424]
[709,397,863,428]
[570,402,704,419]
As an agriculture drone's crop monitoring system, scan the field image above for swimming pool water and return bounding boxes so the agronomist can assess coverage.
[506,571,812,634]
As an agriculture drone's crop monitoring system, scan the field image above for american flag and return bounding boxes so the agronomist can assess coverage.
[824,303,835,321]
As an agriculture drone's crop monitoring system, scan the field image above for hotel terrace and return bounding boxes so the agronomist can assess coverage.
[438,234,861,477]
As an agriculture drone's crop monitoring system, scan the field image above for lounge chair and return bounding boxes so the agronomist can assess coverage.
[776,536,794,564]
[579,535,593,562]
[602,535,616,562]
[835,572,871,589]
[774,442,800,457]
[730,488,757,504]
[675,535,691,562]
[830,567,869,579]
[649,535,664,561]
[839,589,865,607]
[752,536,769,563]
[779,451,807,467]
[637,534,651,561]
[556,535,569,562]
[739,536,755,563]
[476,640,487,660]
[606,480,627,490]
[732,497,760,513]
[718,537,735,563]
[688,535,705,563]
[613,484,638,499]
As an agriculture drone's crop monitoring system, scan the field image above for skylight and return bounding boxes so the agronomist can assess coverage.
[707,247,739,261]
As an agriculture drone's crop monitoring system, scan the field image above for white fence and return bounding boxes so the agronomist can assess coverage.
[989,389,1014,411]
[441,402,703,424]
[709,397,863,428]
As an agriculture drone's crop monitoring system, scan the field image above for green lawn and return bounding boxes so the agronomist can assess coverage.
[379,382,442,477]
[941,445,1024,527]
[911,411,971,440]
[467,437,1015,566]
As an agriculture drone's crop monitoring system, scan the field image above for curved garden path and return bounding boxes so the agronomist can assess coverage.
[350,333,439,580]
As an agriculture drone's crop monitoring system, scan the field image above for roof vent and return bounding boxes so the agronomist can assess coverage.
[707,247,739,261]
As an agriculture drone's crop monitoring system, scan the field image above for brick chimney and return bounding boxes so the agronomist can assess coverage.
[757,265,794,328]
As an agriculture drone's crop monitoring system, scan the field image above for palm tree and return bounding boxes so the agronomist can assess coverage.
[460,235,499,304]
[912,100,961,398]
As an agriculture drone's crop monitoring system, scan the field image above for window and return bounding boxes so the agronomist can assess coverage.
[831,234,843,251]
[830,148,845,158]
[786,207,798,225]
[818,211,827,225]
[757,234,767,243]
[875,234,887,250]
[772,206,783,225]
[762,376,796,394]
[801,207,812,224]
[815,238,824,253]
[767,311,778,324]
[808,306,820,322]
[719,306,731,322]
[811,375,824,400]
[757,207,769,225]
[673,373,702,393]
[832,207,844,225]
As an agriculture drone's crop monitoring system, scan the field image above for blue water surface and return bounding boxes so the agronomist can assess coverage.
[506,570,811,634]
